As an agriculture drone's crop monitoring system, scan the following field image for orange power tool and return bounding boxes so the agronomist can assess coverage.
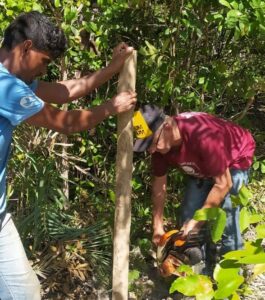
[157,229,206,277]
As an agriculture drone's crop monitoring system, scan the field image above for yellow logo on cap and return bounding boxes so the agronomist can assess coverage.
[133,111,153,139]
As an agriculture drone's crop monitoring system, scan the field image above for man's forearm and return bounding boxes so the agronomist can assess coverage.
[59,65,117,101]
[202,170,232,209]
[151,175,167,245]
[26,100,113,134]
[152,175,167,231]
[26,91,136,133]
[180,169,232,237]
[180,184,229,237]
[202,186,227,209]
[36,65,117,104]
[152,194,166,230]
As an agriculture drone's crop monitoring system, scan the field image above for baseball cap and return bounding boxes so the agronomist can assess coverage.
[133,105,166,152]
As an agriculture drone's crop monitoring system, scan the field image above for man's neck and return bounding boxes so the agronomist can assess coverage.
[0,48,19,75]
[0,48,9,64]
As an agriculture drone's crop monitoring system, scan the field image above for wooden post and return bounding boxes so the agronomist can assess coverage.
[112,51,137,300]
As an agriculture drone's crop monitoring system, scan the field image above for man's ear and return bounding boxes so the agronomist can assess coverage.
[22,40,33,55]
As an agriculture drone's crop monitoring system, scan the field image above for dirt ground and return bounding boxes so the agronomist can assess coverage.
[46,243,264,300]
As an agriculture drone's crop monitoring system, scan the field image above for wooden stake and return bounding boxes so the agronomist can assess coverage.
[112,51,137,300]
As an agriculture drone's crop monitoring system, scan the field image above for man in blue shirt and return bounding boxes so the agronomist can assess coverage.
[0,11,136,299]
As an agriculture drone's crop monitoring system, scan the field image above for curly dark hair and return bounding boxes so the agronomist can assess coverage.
[2,11,67,59]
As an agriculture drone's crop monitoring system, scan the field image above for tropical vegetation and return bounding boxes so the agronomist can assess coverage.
[0,0,265,299]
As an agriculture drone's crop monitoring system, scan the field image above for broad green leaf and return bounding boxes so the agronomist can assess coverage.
[197,292,214,300]
[89,22,98,32]
[6,9,13,16]
[64,6,77,22]
[54,0,61,8]
[239,20,249,35]
[227,10,242,18]
[245,239,263,250]
[170,275,200,295]
[87,180,95,187]
[231,292,240,300]
[213,13,224,20]
[157,55,164,67]
[145,41,157,55]
[250,0,261,9]
[252,161,260,170]
[32,3,43,11]
[256,224,265,239]
[170,275,213,297]
[213,263,240,282]
[226,10,242,29]
[223,241,264,260]
[193,207,219,220]
[219,0,232,8]
[229,195,240,206]
[177,264,194,275]
[231,185,252,206]
[138,46,148,56]
[249,213,263,224]
[198,77,205,84]
[193,208,226,242]
[195,276,214,300]
[223,249,252,260]
[230,1,239,9]
[253,263,265,277]
[239,207,250,232]
[238,253,265,264]
[211,209,226,242]
[214,275,244,299]
[219,259,241,269]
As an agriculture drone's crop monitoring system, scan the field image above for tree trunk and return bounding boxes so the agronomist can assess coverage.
[112,51,137,300]
[60,60,70,208]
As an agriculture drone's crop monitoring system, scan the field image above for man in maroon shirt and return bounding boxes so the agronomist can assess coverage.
[133,105,255,273]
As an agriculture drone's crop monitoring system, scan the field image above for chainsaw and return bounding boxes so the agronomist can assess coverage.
[156,229,208,277]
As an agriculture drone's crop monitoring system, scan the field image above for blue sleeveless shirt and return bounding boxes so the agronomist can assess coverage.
[0,63,44,213]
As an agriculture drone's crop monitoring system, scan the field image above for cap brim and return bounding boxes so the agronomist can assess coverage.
[133,135,153,152]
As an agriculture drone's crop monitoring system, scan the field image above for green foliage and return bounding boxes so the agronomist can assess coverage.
[193,208,227,242]
[170,268,214,300]
[231,184,252,206]
[137,238,152,257]
[1,0,265,296]
[170,237,265,299]
[173,183,264,298]
[128,269,140,291]
[252,158,265,174]
[231,184,264,233]
[224,240,264,260]
[256,223,265,238]
[213,263,244,299]
[253,263,265,277]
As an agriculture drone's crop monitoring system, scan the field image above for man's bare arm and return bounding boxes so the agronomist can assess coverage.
[152,174,167,245]
[203,168,232,209]
[35,43,134,104]
[181,168,232,236]
[26,91,136,134]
